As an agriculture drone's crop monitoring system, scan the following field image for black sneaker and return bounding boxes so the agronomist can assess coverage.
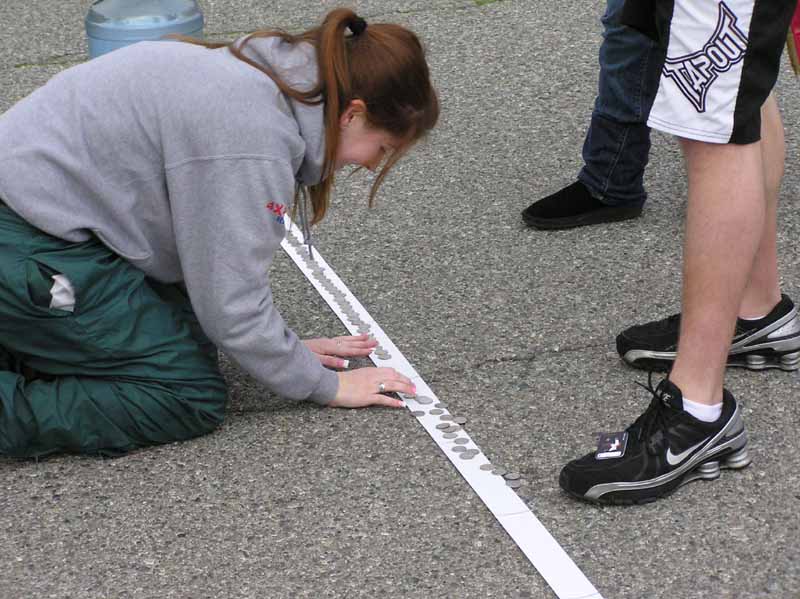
[521,180,643,230]
[559,377,750,505]
[617,294,800,372]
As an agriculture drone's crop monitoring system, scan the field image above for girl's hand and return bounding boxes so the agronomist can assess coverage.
[329,368,416,409]
[303,334,378,369]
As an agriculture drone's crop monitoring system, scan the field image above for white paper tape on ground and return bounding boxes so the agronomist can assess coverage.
[280,220,603,599]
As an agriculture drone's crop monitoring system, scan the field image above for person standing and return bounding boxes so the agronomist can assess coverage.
[560,0,799,504]
[521,0,663,230]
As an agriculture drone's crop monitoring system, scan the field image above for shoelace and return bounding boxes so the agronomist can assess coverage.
[628,372,676,453]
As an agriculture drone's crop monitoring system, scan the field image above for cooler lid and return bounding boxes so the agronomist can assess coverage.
[86,0,204,41]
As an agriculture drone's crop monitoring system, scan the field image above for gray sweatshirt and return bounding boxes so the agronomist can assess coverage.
[0,37,339,404]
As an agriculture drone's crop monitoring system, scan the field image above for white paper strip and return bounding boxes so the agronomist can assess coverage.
[281,219,603,599]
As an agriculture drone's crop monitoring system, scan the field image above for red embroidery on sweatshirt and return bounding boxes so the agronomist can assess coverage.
[266,201,286,224]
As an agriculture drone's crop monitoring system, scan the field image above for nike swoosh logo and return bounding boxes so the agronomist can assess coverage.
[666,437,710,466]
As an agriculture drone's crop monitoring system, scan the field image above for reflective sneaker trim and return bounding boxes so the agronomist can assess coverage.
[584,406,747,501]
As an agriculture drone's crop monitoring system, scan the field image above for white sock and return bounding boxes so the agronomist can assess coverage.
[740,314,767,321]
[682,397,723,423]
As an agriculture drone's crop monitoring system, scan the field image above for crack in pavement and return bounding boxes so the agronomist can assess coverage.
[425,340,612,383]
[227,340,612,415]
[14,52,85,69]
[11,0,490,69]
[364,1,482,20]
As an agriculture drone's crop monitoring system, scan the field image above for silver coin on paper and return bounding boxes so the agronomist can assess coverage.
[434,403,445,408]
[429,409,444,416]
[453,416,467,425]
[453,438,469,445]
[443,432,458,439]
[438,414,454,422]
[480,464,495,471]
[506,479,523,489]
[415,396,434,405]
[504,472,521,481]
[410,410,425,417]
[492,467,507,476]
[451,446,467,453]
[435,423,451,431]
[459,452,476,460]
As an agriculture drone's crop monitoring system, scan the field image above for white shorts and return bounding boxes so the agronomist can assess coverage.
[645,0,796,144]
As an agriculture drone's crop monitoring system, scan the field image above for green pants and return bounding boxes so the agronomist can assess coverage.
[0,203,227,457]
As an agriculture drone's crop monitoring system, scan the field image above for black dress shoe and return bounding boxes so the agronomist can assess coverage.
[522,180,643,230]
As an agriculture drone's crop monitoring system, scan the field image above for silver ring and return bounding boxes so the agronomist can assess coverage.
[378,382,386,393]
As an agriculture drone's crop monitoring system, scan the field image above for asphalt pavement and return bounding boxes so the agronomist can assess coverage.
[1,1,798,598]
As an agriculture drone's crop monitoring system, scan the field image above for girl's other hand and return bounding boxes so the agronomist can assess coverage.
[303,334,378,369]
[329,368,415,409]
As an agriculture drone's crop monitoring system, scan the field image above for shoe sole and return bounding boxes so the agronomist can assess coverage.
[622,349,800,372]
[521,206,642,230]
[562,446,752,506]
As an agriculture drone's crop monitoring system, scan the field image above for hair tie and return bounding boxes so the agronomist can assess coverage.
[348,17,368,36]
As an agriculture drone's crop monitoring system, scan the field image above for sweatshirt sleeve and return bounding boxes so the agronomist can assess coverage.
[165,155,339,405]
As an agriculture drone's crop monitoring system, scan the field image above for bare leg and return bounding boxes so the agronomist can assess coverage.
[668,107,776,404]
[738,93,784,318]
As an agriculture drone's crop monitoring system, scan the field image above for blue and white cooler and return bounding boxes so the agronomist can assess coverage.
[85,0,204,59]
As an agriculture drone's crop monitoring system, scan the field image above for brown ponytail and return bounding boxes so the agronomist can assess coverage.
[176,9,439,224]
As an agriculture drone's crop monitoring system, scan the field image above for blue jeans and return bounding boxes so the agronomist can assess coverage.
[578,0,664,207]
